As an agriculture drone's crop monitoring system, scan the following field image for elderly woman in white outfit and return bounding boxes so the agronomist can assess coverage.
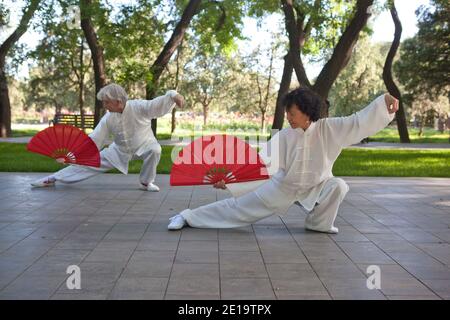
[31,83,184,191]
[168,87,398,233]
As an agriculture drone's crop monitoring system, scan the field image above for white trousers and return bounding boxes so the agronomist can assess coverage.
[49,146,161,185]
[181,177,349,233]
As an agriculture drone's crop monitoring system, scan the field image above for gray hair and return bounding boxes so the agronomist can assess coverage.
[97,84,128,104]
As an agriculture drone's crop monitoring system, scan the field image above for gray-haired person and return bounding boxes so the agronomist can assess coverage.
[31,83,184,191]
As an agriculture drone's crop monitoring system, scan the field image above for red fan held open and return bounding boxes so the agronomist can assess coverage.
[27,124,100,167]
[170,134,269,186]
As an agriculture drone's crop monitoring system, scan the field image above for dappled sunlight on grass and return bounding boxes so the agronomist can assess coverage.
[1,143,449,177]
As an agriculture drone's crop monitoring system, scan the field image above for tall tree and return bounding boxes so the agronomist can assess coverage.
[74,37,90,129]
[251,0,375,129]
[329,37,387,117]
[273,50,293,130]
[30,2,93,129]
[0,0,40,137]
[80,0,107,126]
[172,40,184,133]
[245,42,279,132]
[147,0,248,134]
[182,50,229,126]
[313,0,374,112]
[383,0,410,143]
[395,0,450,100]
[146,0,203,135]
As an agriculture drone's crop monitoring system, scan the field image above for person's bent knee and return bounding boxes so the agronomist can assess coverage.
[331,178,349,195]
[153,144,162,154]
[145,144,162,156]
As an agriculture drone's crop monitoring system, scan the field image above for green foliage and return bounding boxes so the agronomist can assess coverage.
[101,0,166,92]
[247,0,369,62]
[25,0,95,113]
[185,0,247,55]
[0,2,10,27]
[394,0,450,100]
[329,37,388,117]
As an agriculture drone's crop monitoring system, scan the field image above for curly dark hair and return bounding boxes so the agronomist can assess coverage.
[283,87,325,122]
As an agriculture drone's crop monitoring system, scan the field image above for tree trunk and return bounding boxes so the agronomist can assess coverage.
[171,41,183,134]
[78,39,85,130]
[55,102,62,115]
[272,52,293,130]
[280,0,311,88]
[0,0,40,137]
[255,73,264,120]
[147,0,202,136]
[0,69,12,137]
[383,1,410,143]
[203,104,208,126]
[262,47,274,133]
[171,109,176,133]
[80,0,107,126]
[261,111,266,133]
[419,115,424,137]
[313,0,374,117]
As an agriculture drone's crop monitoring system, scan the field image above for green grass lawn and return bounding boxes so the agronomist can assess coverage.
[370,127,449,144]
[0,143,175,174]
[1,142,449,177]
[334,148,450,177]
[12,124,449,144]
[11,129,39,137]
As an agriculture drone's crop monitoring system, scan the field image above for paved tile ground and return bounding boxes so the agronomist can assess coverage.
[0,173,449,300]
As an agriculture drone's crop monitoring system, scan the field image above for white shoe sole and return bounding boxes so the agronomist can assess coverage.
[140,184,159,192]
[30,182,55,188]
[305,226,339,234]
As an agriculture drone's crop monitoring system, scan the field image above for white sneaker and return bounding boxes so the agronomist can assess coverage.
[140,182,160,192]
[168,214,187,230]
[31,177,56,188]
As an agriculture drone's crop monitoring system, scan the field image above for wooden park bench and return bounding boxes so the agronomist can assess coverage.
[49,114,95,130]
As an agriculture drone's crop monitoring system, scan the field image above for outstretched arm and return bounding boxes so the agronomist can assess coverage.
[132,90,185,120]
[324,93,398,148]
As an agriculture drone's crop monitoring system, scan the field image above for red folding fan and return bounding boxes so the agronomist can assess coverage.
[27,124,100,167]
[170,134,269,186]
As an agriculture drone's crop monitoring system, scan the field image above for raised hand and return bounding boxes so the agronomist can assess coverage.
[173,94,185,109]
[213,179,227,190]
[384,93,399,114]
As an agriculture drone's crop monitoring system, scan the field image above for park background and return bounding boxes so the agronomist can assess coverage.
[0,0,448,176]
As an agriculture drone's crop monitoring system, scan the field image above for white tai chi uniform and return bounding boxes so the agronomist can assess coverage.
[180,95,395,233]
[48,90,178,185]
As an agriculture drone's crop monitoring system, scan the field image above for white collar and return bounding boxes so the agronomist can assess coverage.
[294,121,317,135]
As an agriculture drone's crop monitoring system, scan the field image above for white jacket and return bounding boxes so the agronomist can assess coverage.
[227,94,395,214]
[89,90,178,174]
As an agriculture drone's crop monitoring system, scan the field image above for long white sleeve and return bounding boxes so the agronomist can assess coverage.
[324,94,395,148]
[88,114,110,150]
[130,90,177,121]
